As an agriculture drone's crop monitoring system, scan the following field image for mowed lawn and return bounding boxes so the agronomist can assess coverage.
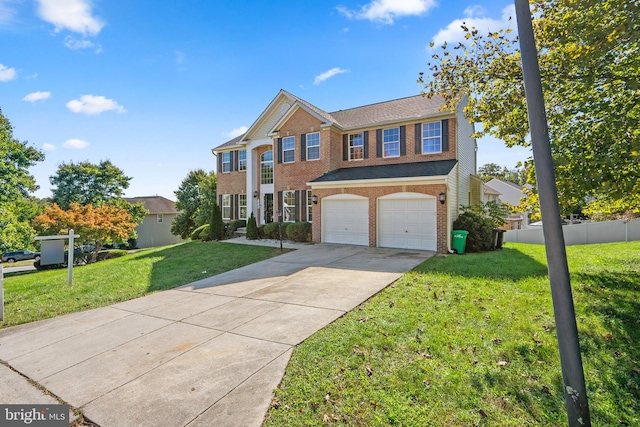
[1,241,288,328]
[264,242,640,426]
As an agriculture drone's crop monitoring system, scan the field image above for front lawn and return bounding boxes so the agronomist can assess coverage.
[1,241,288,328]
[264,242,640,426]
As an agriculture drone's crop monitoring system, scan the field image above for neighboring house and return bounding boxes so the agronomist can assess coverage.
[212,89,481,253]
[484,178,531,230]
[124,196,185,248]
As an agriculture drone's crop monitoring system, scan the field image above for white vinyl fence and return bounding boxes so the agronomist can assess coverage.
[505,219,640,245]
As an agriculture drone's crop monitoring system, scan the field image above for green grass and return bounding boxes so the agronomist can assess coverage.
[264,242,640,426]
[1,241,288,328]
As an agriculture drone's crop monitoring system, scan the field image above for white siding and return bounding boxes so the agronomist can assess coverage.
[455,97,477,209]
[244,97,293,142]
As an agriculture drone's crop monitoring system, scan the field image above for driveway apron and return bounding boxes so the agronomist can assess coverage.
[0,244,432,426]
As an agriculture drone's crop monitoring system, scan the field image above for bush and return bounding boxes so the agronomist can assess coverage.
[453,211,493,252]
[286,222,311,242]
[96,249,128,261]
[263,222,287,240]
[257,225,266,239]
[209,202,225,241]
[191,224,209,240]
[246,212,259,240]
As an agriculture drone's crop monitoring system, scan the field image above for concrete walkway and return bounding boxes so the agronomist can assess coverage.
[0,244,432,426]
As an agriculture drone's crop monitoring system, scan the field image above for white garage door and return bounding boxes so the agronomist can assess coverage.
[322,197,369,246]
[378,194,437,251]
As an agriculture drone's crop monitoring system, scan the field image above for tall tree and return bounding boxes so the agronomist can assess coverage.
[171,169,217,239]
[0,107,45,204]
[420,0,639,214]
[33,203,137,260]
[477,163,527,185]
[50,160,131,209]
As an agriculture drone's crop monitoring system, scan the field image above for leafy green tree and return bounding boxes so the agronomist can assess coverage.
[0,203,37,253]
[477,163,527,185]
[420,0,639,214]
[171,170,216,239]
[0,107,45,205]
[50,160,131,209]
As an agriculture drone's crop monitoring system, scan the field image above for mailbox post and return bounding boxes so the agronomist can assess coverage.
[35,229,80,286]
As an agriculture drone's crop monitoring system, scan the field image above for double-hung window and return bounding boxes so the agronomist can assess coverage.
[283,136,295,163]
[307,191,313,222]
[239,194,247,220]
[222,152,231,172]
[283,190,296,222]
[261,150,273,184]
[383,127,400,158]
[306,132,320,160]
[349,132,364,161]
[157,214,163,223]
[239,150,246,171]
[422,122,442,154]
[221,195,231,220]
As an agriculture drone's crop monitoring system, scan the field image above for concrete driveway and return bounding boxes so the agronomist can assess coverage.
[0,243,432,426]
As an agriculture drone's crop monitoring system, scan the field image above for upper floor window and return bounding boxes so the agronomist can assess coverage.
[349,132,364,161]
[306,132,320,160]
[283,136,295,163]
[283,190,296,222]
[261,150,273,184]
[221,194,231,220]
[239,194,247,220]
[222,152,231,172]
[422,122,442,154]
[239,150,246,171]
[383,127,400,158]
[157,214,164,223]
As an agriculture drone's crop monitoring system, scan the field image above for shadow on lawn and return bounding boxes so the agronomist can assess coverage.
[572,270,640,424]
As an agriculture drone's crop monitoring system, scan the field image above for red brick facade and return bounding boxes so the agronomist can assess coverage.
[215,96,467,253]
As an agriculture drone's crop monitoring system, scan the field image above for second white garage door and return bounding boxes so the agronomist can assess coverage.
[322,196,369,246]
[378,194,437,251]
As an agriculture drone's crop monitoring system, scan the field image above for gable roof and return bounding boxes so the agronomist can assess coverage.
[310,159,457,183]
[124,196,178,214]
[213,90,450,151]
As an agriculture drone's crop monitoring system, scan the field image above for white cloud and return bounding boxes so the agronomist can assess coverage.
[23,91,52,102]
[223,126,248,138]
[0,0,18,25]
[314,67,348,85]
[431,5,515,47]
[66,94,126,115]
[36,0,104,36]
[338,0,436,25]
[43,143,56,151]
[0,63,17,82]
[63,139,89,149]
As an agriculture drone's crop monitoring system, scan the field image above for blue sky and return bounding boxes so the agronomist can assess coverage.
[1,0,530,201]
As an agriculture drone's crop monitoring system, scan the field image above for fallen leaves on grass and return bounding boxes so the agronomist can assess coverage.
[497,360,508,367]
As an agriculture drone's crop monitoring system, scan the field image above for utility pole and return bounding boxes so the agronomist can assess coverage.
[513,1,590,425]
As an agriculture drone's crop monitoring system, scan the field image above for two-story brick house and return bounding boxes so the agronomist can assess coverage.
[213,89,481,253]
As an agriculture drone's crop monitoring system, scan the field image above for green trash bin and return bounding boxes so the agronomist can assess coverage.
[451,230,469,254]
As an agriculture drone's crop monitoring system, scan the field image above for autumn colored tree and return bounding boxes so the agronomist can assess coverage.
[33,203,137,261]
[420,0,640,215]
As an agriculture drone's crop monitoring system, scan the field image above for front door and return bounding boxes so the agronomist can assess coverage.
[263,193,274,224]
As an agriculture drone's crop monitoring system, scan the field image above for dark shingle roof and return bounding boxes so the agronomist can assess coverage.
[310,159,457,183]
[214,133,245,151]
[329,94,446,129]
[124,196,178,214]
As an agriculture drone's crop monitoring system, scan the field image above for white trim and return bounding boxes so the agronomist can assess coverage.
[421,121,443,155]
[240,90,296,142]
[306,131,321,161]
[268,101,332,136]
[308,175,448,189]
[378,192,436,200]
[322,193,368,201]
[382,127,400,159]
